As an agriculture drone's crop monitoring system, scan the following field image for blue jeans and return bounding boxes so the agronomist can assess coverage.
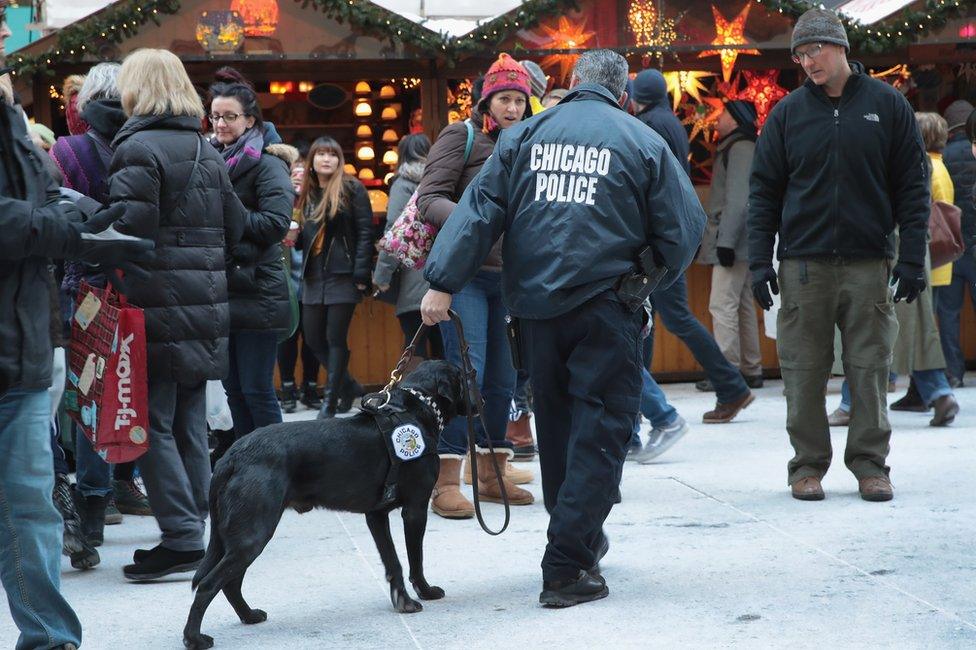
[649,273,750,404]
[75,425,113,498]
[223,330,283,439]
[839,371,948,411]
[438,270,516,455]
[0,389,82,650]
[935,252,976,382]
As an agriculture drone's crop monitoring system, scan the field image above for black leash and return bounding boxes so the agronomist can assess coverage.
[365,310,510,535]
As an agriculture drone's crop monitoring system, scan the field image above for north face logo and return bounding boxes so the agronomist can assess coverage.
[863,113,880,122]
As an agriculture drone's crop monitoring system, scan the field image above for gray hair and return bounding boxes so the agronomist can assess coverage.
[571,49,629,98]
[77,62,122,111]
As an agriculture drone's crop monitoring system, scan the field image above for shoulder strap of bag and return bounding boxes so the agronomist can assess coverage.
[463,119,475,165]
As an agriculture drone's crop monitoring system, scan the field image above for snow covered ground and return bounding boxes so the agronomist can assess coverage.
[3,377,975,648]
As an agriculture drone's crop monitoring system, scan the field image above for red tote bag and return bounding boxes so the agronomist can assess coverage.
[65,281,150,463]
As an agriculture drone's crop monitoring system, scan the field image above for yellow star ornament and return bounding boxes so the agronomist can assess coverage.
[698,3,759,83]
[663,70,714,112]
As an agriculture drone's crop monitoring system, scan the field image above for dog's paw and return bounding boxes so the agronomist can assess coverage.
[393,591,423,614]
[411,580,445,600]
[241,608,267,625]
[183,633,214,649]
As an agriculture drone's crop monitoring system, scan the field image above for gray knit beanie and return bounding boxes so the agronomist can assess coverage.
[943,99,975,132]
[520,60,548,98]
[791,8,849,53]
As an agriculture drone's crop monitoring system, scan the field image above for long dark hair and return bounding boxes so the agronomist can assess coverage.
[398,133,431,166]
[209,81,264,131]
[298,136,347,222]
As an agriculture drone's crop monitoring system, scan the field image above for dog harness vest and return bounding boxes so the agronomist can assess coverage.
[361,390,439,509]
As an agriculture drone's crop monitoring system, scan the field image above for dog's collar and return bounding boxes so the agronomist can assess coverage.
[403,388,444,432]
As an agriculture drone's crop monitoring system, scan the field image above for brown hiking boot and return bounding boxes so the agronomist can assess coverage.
[791,476,825,501]
[506,414,536,461]
[476,451,534,505]
[463,455,533,485]
[702,391,755,424]
[431,456,474,519]
[858,476,893,502]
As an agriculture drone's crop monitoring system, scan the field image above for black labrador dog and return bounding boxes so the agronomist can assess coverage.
[183,360,469,649]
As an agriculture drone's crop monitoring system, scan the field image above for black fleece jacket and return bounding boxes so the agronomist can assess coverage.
[749,62,929,269]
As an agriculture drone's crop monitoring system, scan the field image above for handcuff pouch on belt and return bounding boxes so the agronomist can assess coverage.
[615,244,670,312]
[360,400,436,510]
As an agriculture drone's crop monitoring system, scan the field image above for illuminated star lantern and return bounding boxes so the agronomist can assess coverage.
[682,100,724,143]
[628,0,679,49]
[871,64,913,94]
[539,17,596,83]
[698,3,759,83]
[663,70,714,112]
[736,69,788,126]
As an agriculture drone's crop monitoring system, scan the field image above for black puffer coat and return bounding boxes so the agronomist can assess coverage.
[299,178,374,285]
[110,114,245,383]
[222,141,293,332]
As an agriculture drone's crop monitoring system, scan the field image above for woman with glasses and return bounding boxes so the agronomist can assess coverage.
[208,74,295,448]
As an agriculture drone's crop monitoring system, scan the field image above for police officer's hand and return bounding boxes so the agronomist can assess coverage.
[421,289,453,326]
[891,261,926,304]
[716,247,735,267]
[751,265,778,311]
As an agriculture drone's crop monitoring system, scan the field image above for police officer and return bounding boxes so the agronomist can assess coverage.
[421,49,705,606]
[749,9,929,503]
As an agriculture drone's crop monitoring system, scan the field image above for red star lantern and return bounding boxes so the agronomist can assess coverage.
[538,17,597,83]
[736,69,789,126]
[698,3,759,83]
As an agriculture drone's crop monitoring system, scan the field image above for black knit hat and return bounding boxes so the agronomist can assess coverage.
[791,8,849,53]
[725,100,757,131]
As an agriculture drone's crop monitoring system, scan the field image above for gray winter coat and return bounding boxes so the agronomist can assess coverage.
[110,114,245,383]
[373,160,429,315]
[699,135,755,265]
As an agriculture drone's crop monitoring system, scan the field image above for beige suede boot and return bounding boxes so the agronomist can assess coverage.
[463,454,533,485]
[475,450,534,505]
[430,456,474,519]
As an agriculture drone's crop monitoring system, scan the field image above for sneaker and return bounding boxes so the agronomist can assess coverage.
[113,479,152,516]
[280,381,298,414]
[105,496,123,525]
[123,546,204,581]
[634,416,689,463]
[540,570,609,608]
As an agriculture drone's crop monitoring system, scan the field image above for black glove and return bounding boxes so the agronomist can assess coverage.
[890,261,926,304]
[716,247,736,267]
[751,265,779,311]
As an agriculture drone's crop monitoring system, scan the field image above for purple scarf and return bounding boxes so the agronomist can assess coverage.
[212,126,264,181]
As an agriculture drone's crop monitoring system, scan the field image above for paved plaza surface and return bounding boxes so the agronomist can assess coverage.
[3,378,975,649]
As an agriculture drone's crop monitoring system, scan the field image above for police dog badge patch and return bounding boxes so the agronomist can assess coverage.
[391,425,426,461]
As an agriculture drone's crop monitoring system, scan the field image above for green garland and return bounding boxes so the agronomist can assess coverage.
[299,0,447,57]
[755,0,975,53]
[11,0,180,77]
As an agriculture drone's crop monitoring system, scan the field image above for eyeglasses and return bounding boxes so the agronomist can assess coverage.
[791,43,824,64]
[209,113,242,124]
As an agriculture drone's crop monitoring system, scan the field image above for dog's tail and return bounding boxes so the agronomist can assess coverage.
[192,454,233,591]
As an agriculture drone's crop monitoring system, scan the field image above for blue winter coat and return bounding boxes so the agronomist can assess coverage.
[424,83,706,319]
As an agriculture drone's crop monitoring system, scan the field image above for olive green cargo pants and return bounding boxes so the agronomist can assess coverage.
[776,258,898,485]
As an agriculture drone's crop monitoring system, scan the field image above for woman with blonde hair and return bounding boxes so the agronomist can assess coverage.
[296,136,373,418]
[108,49,246,580]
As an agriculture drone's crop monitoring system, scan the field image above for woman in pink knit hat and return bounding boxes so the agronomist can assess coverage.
[416,53,535,519]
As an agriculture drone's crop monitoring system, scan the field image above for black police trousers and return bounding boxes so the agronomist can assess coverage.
[521,291,643,581]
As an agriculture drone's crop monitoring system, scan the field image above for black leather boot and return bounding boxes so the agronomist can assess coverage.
[318,348,350,420]
[300,381,323,410]
[280,381,298,413]
[539,570,609,607]
[54,474,99,570]
[77,494,108,547]
[337,376,365,414]
[890,378,928,412]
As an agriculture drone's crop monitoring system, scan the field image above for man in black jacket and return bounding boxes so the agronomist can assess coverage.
[0,34,151,650]
[422,49,705,606]
[631,68,756,424]
[749,9,929,503]
[936,100,976,387]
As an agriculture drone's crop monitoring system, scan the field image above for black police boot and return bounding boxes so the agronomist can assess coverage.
[540,570,609,608]
[337,376,365,414]
[280,381,298,414]
[588,530,610,579]
[300,381,322,410]
[318,348,350,420]
[123,546,204,581]
[53,474,99,570]
[77,493,108,547]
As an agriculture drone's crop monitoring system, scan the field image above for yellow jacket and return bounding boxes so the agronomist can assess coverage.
[929,153,954,286]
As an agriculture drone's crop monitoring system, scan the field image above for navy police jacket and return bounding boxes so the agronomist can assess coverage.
[424,83,706,320]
